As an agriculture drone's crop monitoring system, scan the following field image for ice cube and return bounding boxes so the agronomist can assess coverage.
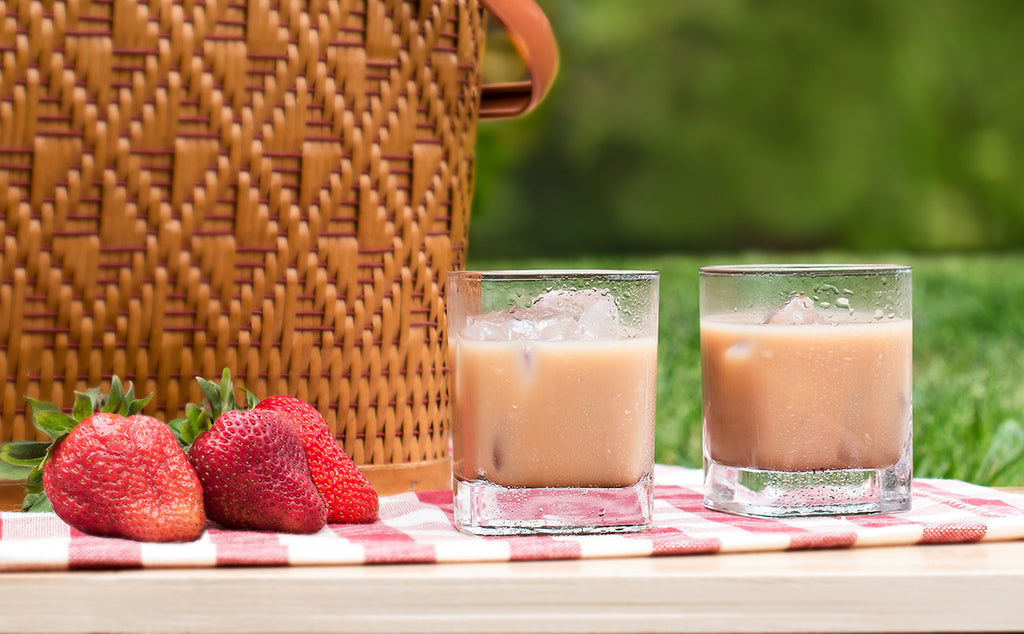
[462,289,624,341]
[766,294,826,325]
[531,289,622,340]
[725,340,753,360]
[463,311,516,341]
[577,291,623,339]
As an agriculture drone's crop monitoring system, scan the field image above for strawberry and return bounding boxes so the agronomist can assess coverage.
[45,413,206,542]
[176,370,380,526]
[178,373,327,533]
[188,409,327,533]
[0,378,206,542]
[256,395,379,524]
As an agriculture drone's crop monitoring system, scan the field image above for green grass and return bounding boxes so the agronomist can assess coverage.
[470,252,1024,487]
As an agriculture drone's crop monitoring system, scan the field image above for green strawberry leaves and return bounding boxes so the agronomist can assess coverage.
[23,462,45,494]
[73,390,98,422]
[0,441,48,486]
[0,376,153,512]
[0,461,32,481]
[196,367,258,415]
[0,441,49,467]
[91,377,151,417]
[169,402,209,450]
[32,411,77,442]
[171,369,258,452]
[21,492,53,513]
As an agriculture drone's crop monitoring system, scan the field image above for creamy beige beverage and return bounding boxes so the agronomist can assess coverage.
[453,337,658,488]
[701,316,912,472]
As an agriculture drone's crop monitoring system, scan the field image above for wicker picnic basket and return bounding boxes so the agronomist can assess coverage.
[0,0,558,496]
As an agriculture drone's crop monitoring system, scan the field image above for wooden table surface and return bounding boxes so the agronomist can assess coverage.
[1,539,1024,634]
[3,489,1023,634]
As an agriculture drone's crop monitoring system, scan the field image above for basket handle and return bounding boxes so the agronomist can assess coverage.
[479,0,560,120]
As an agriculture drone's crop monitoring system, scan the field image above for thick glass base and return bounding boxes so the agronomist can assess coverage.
[453,475,653,536]
[703,457,912,518]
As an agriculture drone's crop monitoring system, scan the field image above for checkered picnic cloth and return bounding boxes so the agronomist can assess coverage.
[3,464,1024,571]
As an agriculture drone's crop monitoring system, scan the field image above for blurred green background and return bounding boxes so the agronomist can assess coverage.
[470,0,1024,257]
[466,1,1024,485]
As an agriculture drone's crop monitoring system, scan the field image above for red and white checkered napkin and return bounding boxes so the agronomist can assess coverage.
[3,465,1024,571]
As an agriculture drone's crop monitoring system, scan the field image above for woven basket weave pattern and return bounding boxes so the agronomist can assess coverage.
[0,0,484,474]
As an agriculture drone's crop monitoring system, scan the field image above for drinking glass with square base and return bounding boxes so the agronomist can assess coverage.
[700,264,913,518]
[447,270,660,535]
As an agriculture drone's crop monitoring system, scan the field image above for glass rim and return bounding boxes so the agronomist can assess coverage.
[449,269,660,281]
[699,263,911,276]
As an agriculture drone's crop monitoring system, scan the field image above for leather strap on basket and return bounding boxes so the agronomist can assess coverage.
[479,0,560,119]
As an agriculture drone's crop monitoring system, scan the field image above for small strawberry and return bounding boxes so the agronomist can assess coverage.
[257,395,379,524]
[0,378,206,542]
[178,372,327,534]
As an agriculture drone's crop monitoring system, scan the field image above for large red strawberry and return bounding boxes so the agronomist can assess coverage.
[186,408,327,534]
[256,395,379,524]
[45,413,207,542]
[0,379,206,542]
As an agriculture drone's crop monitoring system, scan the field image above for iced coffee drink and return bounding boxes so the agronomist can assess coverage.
[700,265,913,517]
[447,271,659,535]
